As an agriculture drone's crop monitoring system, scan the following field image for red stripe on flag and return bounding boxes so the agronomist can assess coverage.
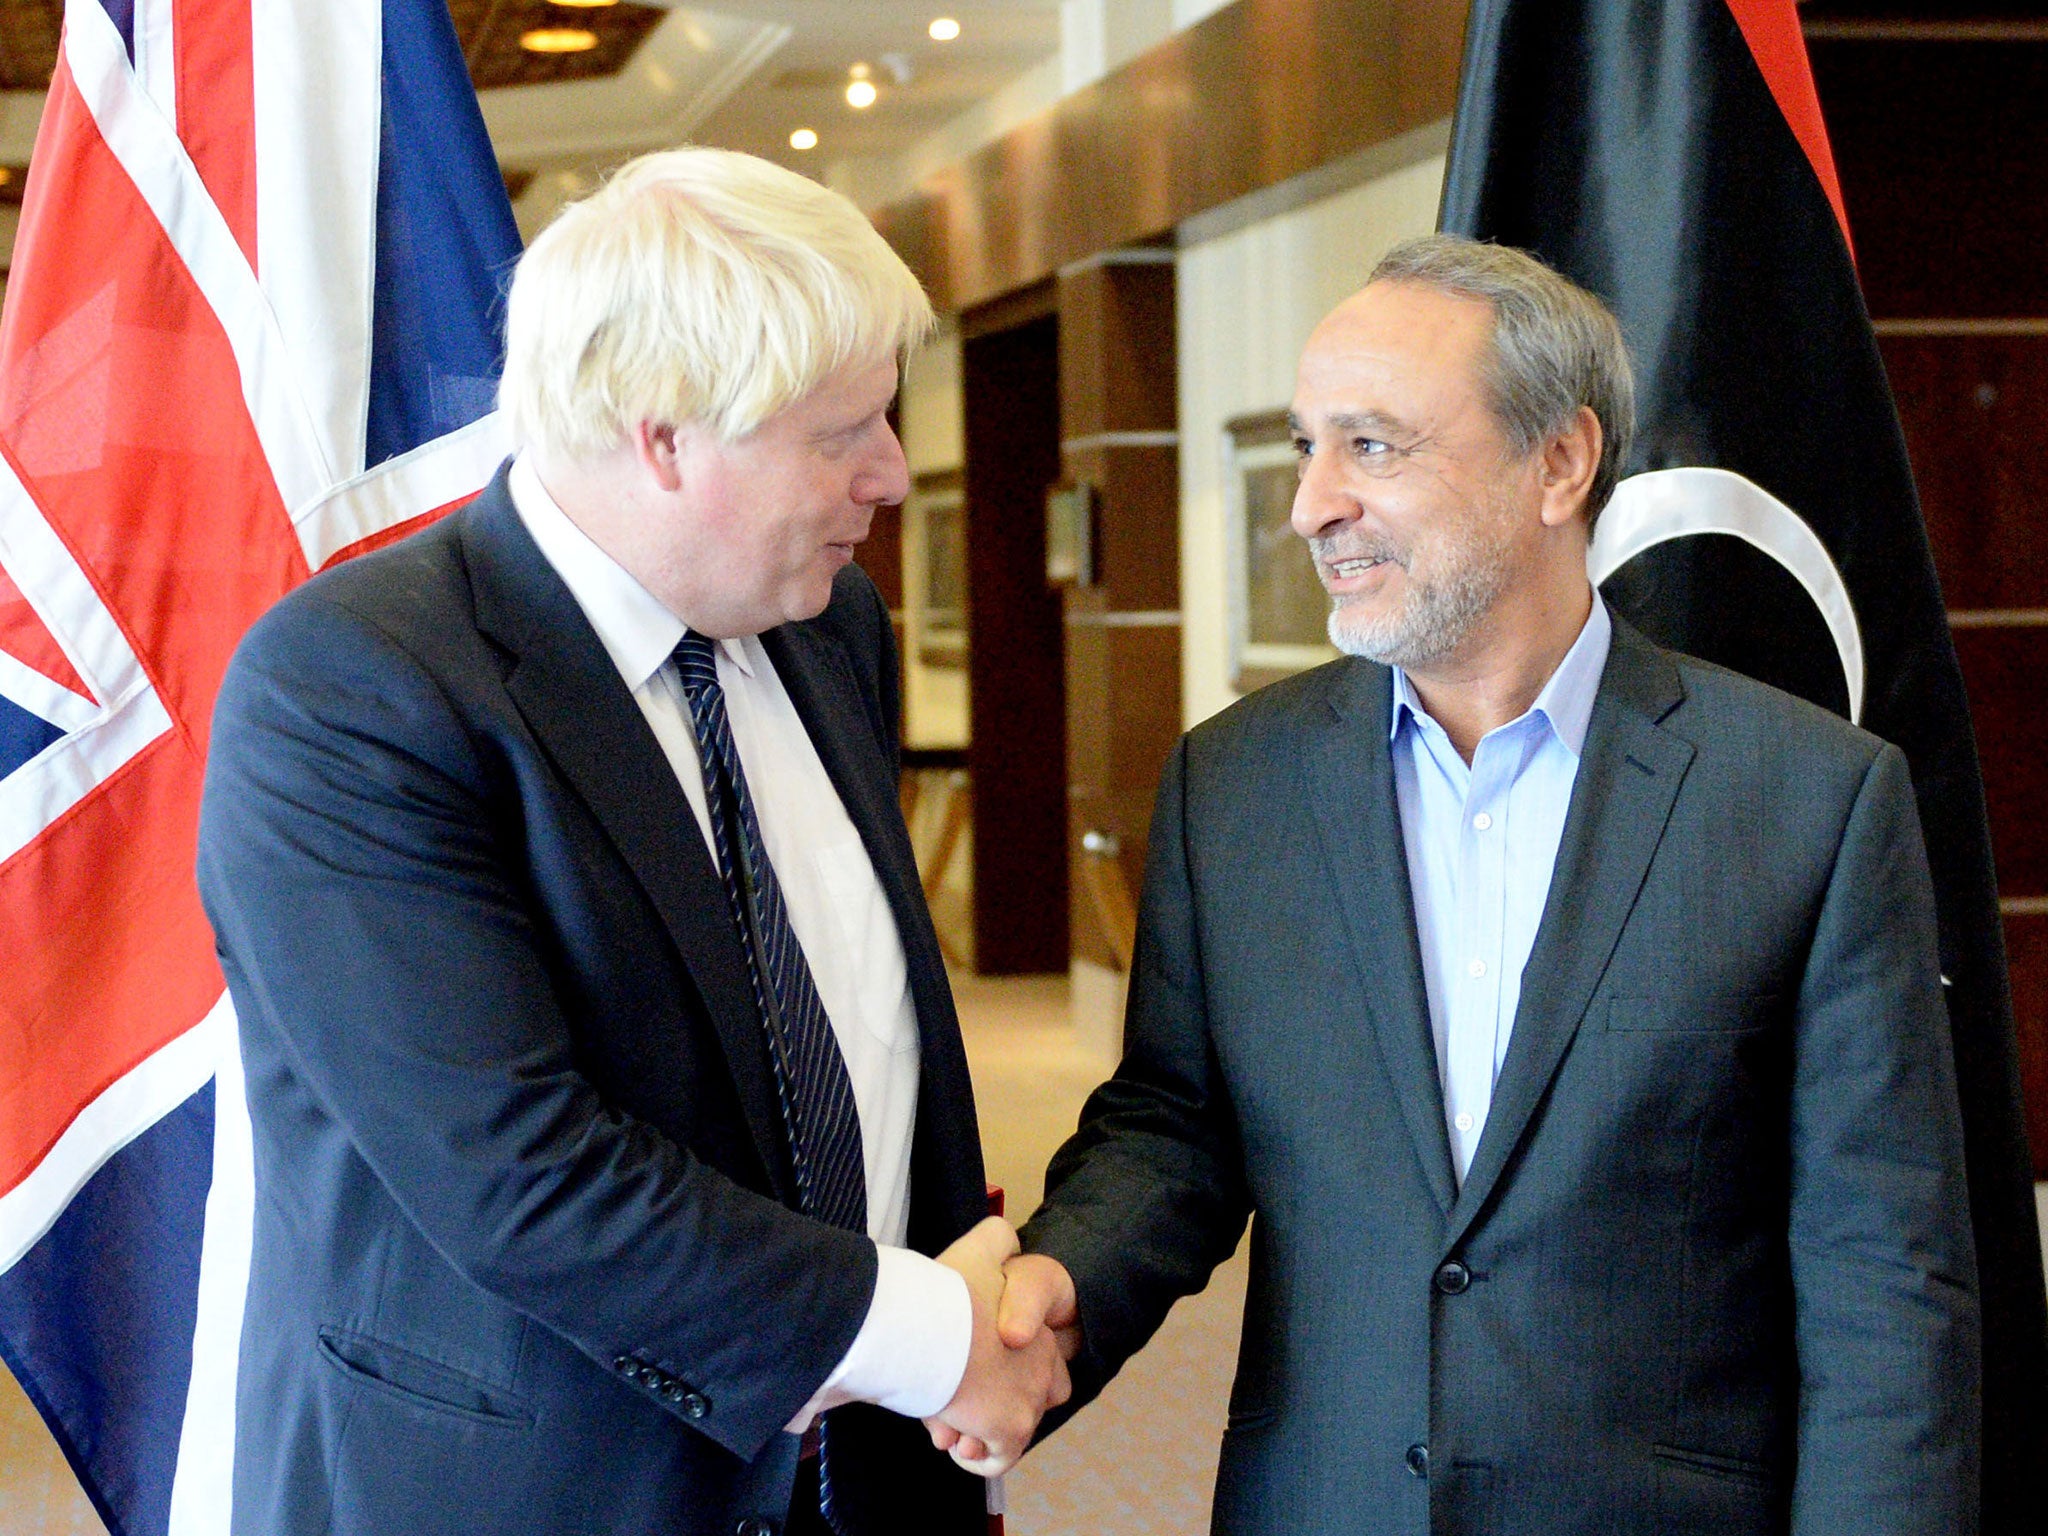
[0,56,310,761]
[0,731,219,1195]
[1723,0,1854,254]
[322,490,483,569]
[0,564,95,704]
[0,56,310,1186]
[173,0,258,269]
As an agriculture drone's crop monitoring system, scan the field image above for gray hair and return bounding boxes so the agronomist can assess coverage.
[1369,234,1635,526]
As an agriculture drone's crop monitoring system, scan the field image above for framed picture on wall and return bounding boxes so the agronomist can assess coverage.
[906,468,966,670]
[1224,409,1338,692]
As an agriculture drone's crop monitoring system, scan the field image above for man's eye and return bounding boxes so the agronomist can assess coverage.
[1354,437,1389,457]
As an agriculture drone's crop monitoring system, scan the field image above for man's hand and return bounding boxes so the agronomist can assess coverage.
[996,1253,1081,1363]
[922,1218,1071,1476]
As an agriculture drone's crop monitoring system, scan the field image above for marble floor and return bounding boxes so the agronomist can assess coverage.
[4,974,2046,1534]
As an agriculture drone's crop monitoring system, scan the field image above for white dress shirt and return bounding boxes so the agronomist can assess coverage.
[1391,597,1612,1184]
[508,455,970,1424]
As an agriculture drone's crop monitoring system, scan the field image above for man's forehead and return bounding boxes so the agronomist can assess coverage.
[1293,282,1492,419]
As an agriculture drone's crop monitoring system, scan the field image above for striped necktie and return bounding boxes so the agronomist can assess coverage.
[674,634,868,1535]
[672,632,868,1236]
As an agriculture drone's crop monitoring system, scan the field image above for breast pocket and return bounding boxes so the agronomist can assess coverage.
[1605,992,1780,1034]
[811,837,917,1053]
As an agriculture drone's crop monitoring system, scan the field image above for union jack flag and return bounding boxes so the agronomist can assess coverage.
[0,4,520,1531]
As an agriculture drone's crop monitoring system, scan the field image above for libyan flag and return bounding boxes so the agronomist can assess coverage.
[1439,0,2046,1522]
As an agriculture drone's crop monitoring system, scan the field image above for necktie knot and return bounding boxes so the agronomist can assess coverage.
[673,631,720,698]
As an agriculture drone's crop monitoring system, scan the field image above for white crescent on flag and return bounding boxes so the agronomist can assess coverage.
[1589,465,1866,723]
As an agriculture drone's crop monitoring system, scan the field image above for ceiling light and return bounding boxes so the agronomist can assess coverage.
[929,18,960,42]
[790,128,819,151]
[520,27,598,53]
[548,0,618,8]
[846,78,878,109]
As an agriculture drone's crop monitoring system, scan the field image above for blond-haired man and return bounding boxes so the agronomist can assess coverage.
[199,148,1061,1536]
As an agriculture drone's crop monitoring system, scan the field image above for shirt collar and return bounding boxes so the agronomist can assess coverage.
[506,452,754,691]
[1388,594,1612,758]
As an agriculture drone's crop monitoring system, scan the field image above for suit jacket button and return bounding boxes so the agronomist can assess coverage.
[659,1381,685,1404]
[1434,1260,1471,1295]
[612,1355,633,1374]
[1406,1442,1430,1479]
[682,1389,712,1420]
[735,1520,778,1536]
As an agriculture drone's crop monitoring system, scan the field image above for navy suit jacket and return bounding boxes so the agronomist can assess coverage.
[1022,620,1981,1535]
[198,470,988,1535]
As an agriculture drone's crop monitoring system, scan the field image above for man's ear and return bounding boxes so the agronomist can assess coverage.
[630,420,687,493]
[1538,405,1602,530]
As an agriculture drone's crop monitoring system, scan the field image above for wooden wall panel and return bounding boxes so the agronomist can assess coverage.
[874,0,1467,313]
[2000,914,2048,1178]
[1951,626,2048,898]
[1809,39,2048,318]
[1882,334,2048,610]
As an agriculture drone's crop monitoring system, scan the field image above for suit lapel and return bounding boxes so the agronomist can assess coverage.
[1445,623,1695,1244]
[459,482,797,1206]
[1303,660,1460,1215]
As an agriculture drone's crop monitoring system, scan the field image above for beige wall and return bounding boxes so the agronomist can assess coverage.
[1175,151,1446,729]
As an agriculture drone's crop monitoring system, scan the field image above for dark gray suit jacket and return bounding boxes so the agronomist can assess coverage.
[198,471,988,1536]
[1022,619,1979,1535]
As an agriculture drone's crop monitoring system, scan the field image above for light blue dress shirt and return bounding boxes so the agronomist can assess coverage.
[1391,597,1613,1184]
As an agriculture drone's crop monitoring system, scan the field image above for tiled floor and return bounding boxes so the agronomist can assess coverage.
[950,969,1248,1536]
[0,1370,105,1535]
[4,973,2045,1535]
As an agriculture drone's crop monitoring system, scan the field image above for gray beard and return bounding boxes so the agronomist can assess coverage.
[1323,532,1513,670]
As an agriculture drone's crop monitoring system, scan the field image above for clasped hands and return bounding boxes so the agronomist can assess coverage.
[923,1216,1080,1477]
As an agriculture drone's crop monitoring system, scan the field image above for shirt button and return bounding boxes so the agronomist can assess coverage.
[1467,958,1486,978]
[1472,812,1493,831]
[1453,1111,1474,1133]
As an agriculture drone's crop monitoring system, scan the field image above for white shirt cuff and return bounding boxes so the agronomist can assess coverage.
[785,1244,974,1431]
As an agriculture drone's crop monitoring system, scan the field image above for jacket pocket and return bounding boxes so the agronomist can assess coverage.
[318,1327,535,1428]
[1650,1442,1774,1486]
[1606,993,1779,1034]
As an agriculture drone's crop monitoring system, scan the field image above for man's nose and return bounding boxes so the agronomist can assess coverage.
[1291,451,1358,541]
[861,425,912,507]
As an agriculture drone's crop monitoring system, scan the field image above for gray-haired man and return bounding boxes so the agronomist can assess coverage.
[985,235,1980,1534]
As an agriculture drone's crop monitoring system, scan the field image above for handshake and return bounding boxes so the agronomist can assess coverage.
[924,1217,1081,1477]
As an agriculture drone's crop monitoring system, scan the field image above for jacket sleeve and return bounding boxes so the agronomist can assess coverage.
[1018,734,1252,1404]
[1788,741,1981,1532]
[197,592,876,1463]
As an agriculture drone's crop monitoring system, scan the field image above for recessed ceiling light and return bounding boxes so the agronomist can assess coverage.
[929,17,961,42]
[846,78,878,109]
[521,27,598,53]
[549,0,618,8]
[790,128,819,151]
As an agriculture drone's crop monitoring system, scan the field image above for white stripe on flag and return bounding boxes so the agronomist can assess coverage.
[0,1005,228,1274]
[64,0,337,509]
[0,452,172,863]
[251,1,383,485]
[167,994,251,1536]
[296,409,514,572]
[130,0,177,128]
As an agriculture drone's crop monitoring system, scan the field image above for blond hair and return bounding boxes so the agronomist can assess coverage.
[500,147,934,457]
